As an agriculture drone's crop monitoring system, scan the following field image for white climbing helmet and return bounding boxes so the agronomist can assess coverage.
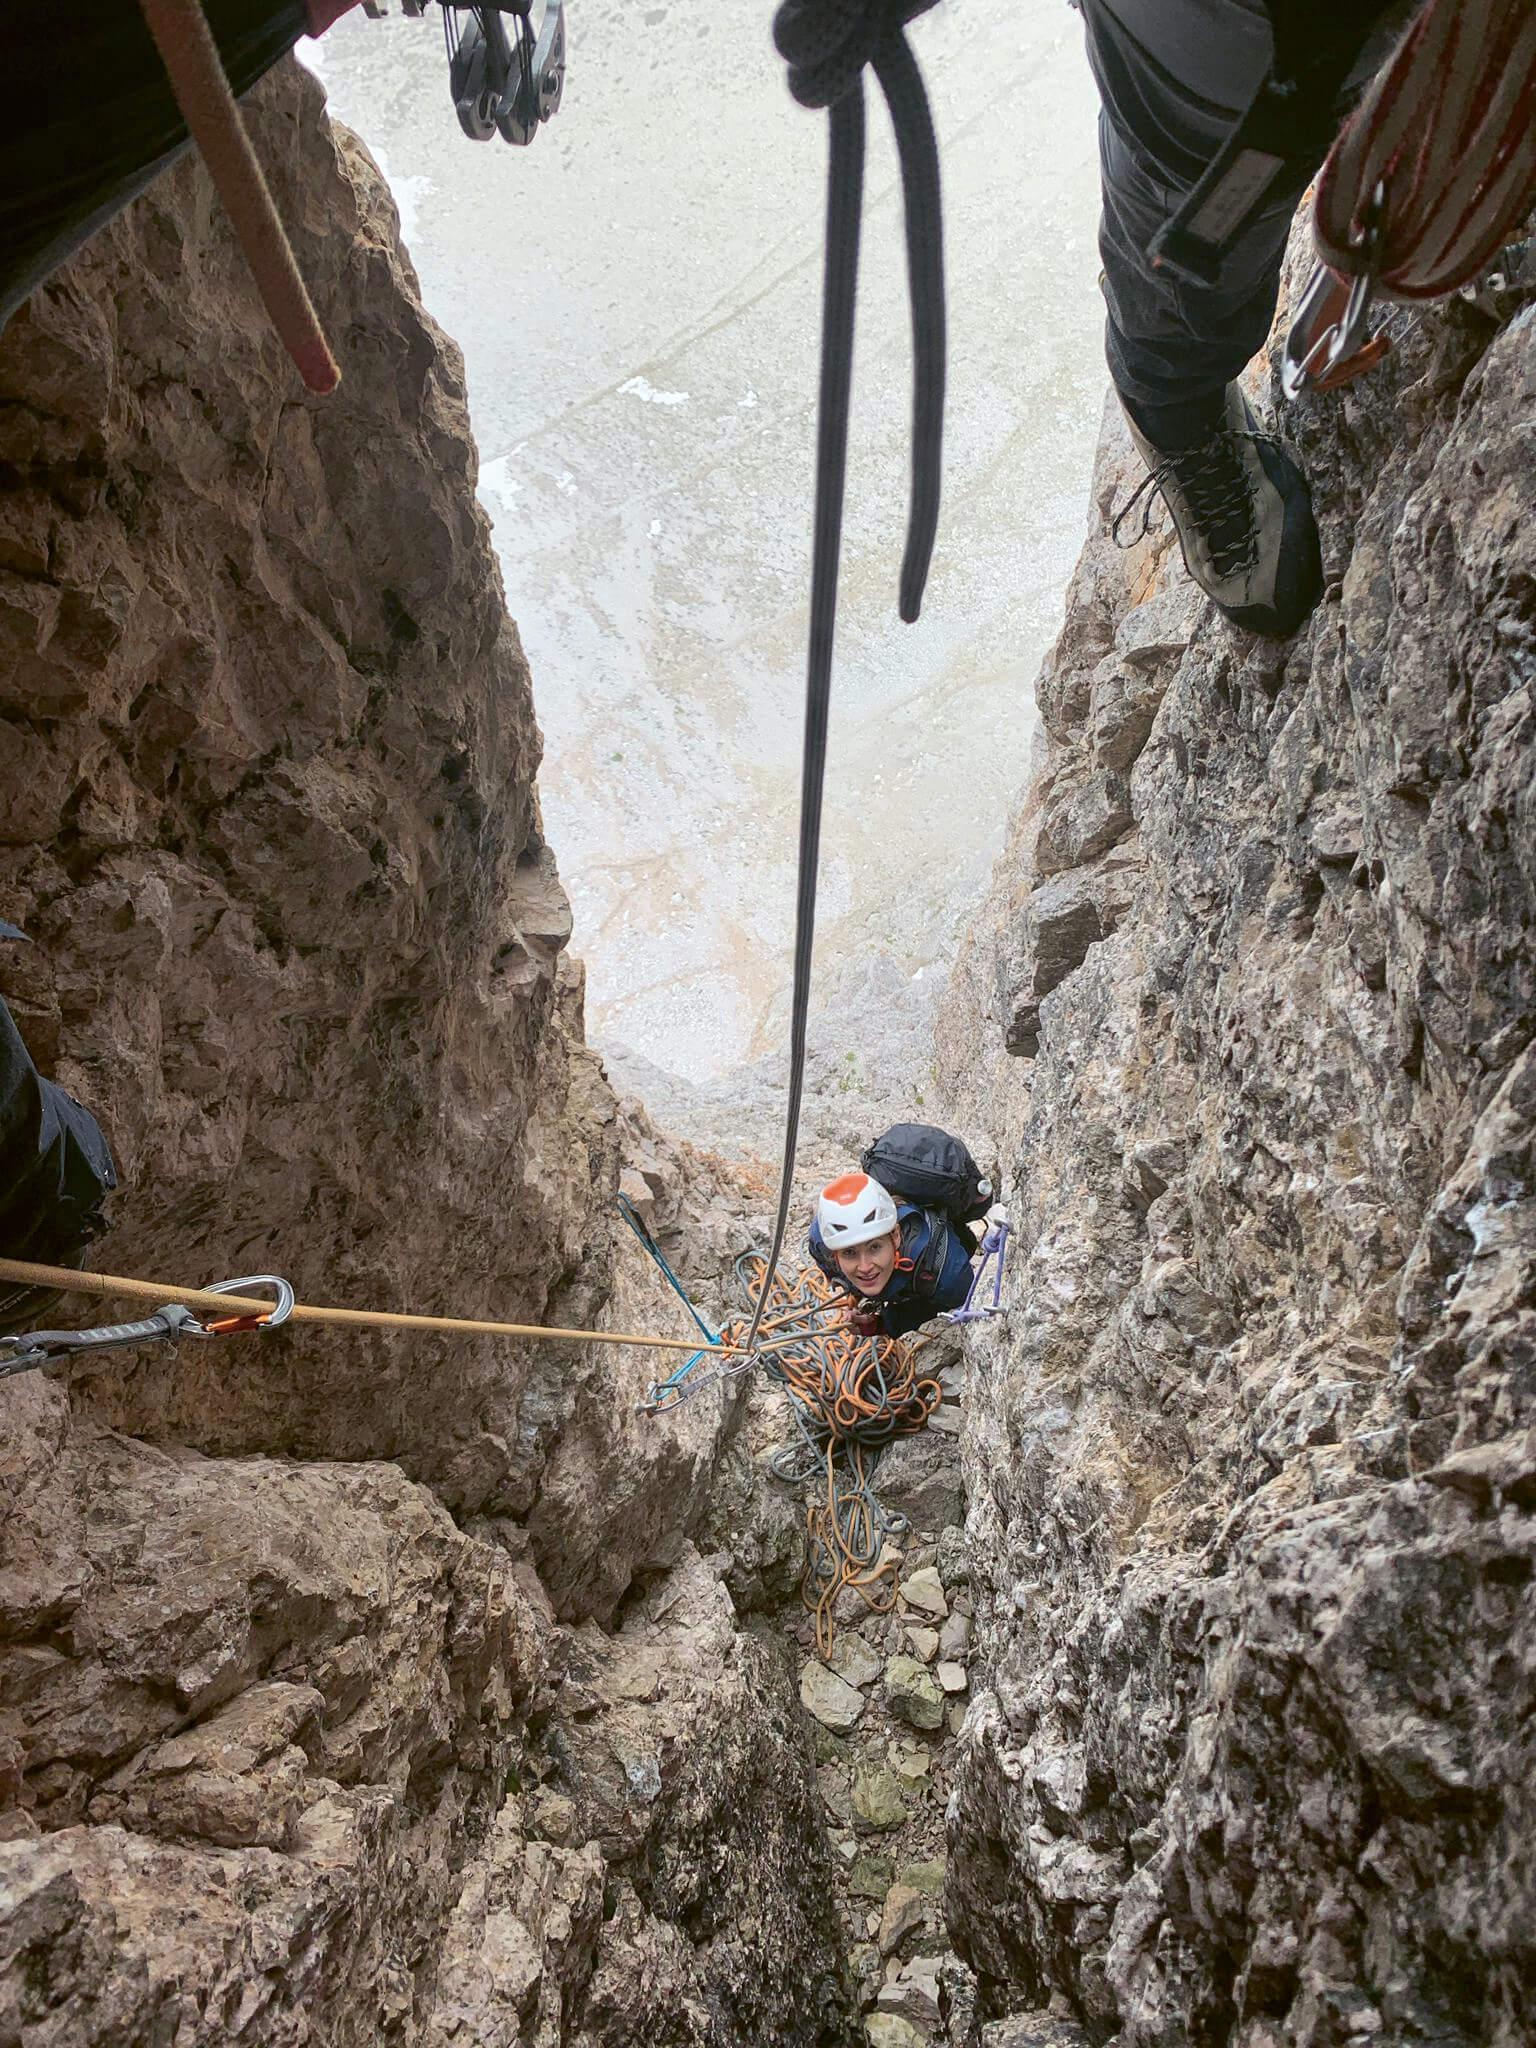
[817,1172,899,1252]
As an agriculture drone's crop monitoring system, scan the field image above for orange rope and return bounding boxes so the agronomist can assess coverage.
[731,1259,940,1657]
[137,0,340,394]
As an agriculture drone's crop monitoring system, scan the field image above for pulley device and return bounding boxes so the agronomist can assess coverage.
[376,0,566,146]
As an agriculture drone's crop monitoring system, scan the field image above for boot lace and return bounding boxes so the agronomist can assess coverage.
[1112,426,1277,581]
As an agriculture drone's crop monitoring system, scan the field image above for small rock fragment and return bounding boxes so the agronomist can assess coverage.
[849,1853,894,1901]
[898,1567,948,1619]
[829,1633,884,1690]
[851,1763,908,1832]
[897,1855,945,1896]
[979,2014,1093,2046]
[818,1766,853,1825]
[801,1659,867,1733]
[878,1883,927,1955]
[938,1609,971,1660]
[866,2015,927,2048]
[813,1723,845,1764]
[948,1702,967,1737]
[529,1790,576,1844]
[884,1654,945,1731]
[877,1953,944,2028]
[936,1527,968,1587]
[927,1405,963,1436]
[905,1626,940,1663]
[936,1660,968,1694]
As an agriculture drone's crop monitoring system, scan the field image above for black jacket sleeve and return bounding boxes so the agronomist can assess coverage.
[0,995,117,1257]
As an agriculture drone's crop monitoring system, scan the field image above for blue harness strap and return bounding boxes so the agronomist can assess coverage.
[616,1192,717,1344]
[617,1194,728,1411]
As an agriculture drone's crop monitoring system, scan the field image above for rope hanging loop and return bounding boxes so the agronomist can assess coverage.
[739,1251,942,1656]
[772,0,948,630]
[773,0,939,108]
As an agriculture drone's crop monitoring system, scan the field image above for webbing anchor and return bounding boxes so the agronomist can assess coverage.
[0,1272,294,1379]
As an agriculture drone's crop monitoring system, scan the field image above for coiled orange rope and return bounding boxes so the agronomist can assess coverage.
[730,1254,940,1657]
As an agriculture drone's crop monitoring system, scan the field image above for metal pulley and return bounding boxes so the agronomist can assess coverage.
[363,0,567,146]
[443,1,566,146]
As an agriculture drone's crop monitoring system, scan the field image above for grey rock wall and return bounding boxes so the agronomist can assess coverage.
[937,271,1536,2044]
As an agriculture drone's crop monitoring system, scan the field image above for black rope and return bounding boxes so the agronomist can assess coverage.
[871,29,944,622]
[743,0,947,1352]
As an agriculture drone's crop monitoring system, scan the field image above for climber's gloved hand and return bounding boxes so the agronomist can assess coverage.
[845,1306,882,1338]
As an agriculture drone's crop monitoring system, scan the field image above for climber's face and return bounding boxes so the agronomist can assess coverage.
[835,1228,900,1297]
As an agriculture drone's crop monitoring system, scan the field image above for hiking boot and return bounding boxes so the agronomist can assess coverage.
[1116,384,1324,639]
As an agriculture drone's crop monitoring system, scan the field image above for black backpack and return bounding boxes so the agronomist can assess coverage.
[860,1123,991,1227]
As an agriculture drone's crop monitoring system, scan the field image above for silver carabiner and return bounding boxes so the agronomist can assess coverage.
[1281,180,1388,400]
[201,1274,296,1330]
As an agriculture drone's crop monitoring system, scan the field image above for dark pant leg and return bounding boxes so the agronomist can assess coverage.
[0,996,116,1260]
[0,0,308,332]
[1083,0,1315,442]
[1082,0,1319,445]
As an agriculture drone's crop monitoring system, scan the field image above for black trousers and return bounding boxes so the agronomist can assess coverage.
[0,0,307,332]
[0,994,116,1268]
[1083,0,1401,445]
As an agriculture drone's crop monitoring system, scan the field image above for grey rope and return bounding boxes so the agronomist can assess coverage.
[743,0,946,1353]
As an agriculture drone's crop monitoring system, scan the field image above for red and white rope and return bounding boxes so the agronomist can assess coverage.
[1315,0,1536,301]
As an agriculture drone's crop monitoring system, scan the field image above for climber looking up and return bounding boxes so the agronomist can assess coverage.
[810,1173,976,1338]
[1084,0,1413,637]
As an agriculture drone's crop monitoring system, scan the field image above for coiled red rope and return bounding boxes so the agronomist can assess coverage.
[1315,0,1536,299]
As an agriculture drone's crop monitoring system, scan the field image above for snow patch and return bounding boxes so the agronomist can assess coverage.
[620,376,690,407]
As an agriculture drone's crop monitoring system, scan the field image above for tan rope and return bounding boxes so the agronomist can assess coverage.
[137,0,340,394]
[0,1259,745,1357]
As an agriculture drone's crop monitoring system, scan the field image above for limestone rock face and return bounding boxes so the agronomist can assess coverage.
[0,1375,545,2043]
[0,62,607,1513]
[0,60,849,2048]
[548,1550,857,2047]
[937,274,1536,2038]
